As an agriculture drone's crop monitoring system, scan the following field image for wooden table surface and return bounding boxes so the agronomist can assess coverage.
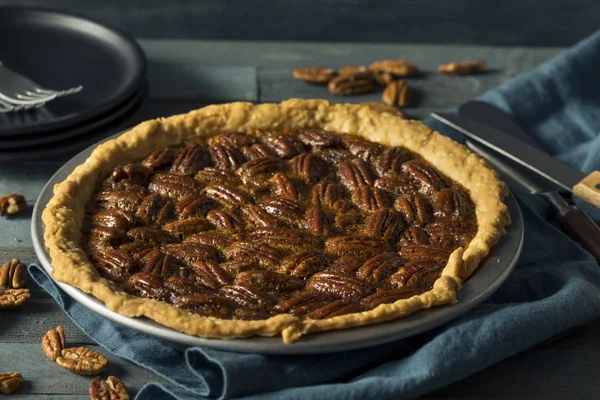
[2,39,599,399]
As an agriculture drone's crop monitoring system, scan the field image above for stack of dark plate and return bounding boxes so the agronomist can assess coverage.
[0,7,147,162]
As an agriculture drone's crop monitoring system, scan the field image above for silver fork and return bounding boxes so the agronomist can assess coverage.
[0,99,45,113]
[0,61,83,106]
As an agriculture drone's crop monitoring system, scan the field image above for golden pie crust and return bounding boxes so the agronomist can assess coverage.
[42,99,510,343]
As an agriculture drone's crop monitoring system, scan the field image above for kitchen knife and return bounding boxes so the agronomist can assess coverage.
[430,112,600,210]
[452,102,600,263]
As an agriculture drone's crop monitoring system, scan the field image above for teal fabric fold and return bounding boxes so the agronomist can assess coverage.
[30,30,600,400]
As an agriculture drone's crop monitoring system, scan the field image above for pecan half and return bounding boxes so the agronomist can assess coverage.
[194,167,239,185]
[236,157,282,182]
[433,188,473,218]
[242,204,278,227]
[0,258,27,289]
[402,160,447,194]
[176,194,217,219]
[356,252,404,283]
[111,164,151,185]
[278,251,332,277]
[400,243,453,263]
[90,375,129,400]
[141,250,179,277]
[262,134,306,159]
[209,144,245,170]
[289,153,331,181]
[163,217,215,237]
[374,174,416,196]
[0,288,30,309]
[325,236,387,259]
[361,287,421,308]
[126,272,165,300]
[0,372,22,394]
[271,173,299,201]
[389,261,443,289]
[253,227,320,251]
[274,291,336,316]
[352,186,387,211]
[307,299,364,319]
[338,158,376,189]
[225,242,283,268]
[305,205,333,236]
[170,145,211,174]
[56,347,109,375]
[394,193,432,225]
[208,132,257,147]
[235,270,304,293]
[0,194,26,216]
[338,65,368,76]
[311,181,346,207]
[369,59,418,77]
[365,209,405,242]
[91,209,134,231]
[220,284,273,308]
[141,148,177,170]
[334,209,364,230]
[327,256,363,275]
[206,209,240,231]
[375,146,413,175]
[42,325,66,361]
[398,227,430,246]
[164,242,220,264]
[297,129,341,148]
[127,227,175,244]
[185,232,234,249]
[371,70,395,86]
[204,183,252,207]
[438,60,485,75]
[292,67,337,84]
[163,274,205,297]
[240,143,275,160]
[136,194,175,226]
[96,191,142,213]
[382,80,411,107]
[259,198,304,225]
[118,241,156,261]
[308,271,367,298]
[171,293,234,317]
[328,72,374,95]
[341,136,384,162]
[425,218,476,247]
[95,249,136,283]
[148,173,202,199]
[192,262,232,289]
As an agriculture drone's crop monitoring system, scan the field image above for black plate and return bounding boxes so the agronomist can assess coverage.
[0,85,146,162]
[0,81,146,149]
[0,7,146,137]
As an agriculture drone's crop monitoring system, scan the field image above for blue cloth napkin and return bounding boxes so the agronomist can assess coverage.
[30,30,600,399]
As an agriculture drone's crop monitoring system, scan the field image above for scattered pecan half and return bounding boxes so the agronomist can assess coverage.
[338,65,369,76]
[56,346,109,375]
[369,59,418,77]
[438,60,485,75]
[0,194,26,216]
[0,288,30,309]
[328,72,374,96]
[382,80,412,107]
[42,325,66,361]
[0,258,27,289]
[90,375,129,400]
[0,372,23,394]
[292,67,337,84]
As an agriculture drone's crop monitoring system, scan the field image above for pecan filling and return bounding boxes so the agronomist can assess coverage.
[82,129,477,321]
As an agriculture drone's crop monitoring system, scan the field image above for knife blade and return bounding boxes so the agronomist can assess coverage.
[430,112,600,210]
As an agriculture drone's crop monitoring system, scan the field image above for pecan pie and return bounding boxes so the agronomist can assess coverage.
[42,99,510,343]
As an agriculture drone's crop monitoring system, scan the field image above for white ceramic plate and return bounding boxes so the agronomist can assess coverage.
[32,131,524,354]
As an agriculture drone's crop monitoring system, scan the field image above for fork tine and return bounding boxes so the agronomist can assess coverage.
[24,91,51,98]
[0,92,54,105]
[16,92,55,101]
[34,85,83,98]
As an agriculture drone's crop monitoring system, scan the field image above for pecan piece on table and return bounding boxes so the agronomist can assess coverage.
[369,59,418,77]
[90,375,129,400]
[56,346,109,375]
[371,70,395,86]
[0,372,23,394]
[0,258,27,289]
[338,65,368,76]
[438,60,485,75]
[292,67,337,84]
[0,288,30,309]
[42,325,66,361]
[0,193,26,216]
[328,72,374,96]
[382,80,412,107]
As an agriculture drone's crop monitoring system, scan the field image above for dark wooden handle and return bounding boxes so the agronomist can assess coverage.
[559,207,600,264]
